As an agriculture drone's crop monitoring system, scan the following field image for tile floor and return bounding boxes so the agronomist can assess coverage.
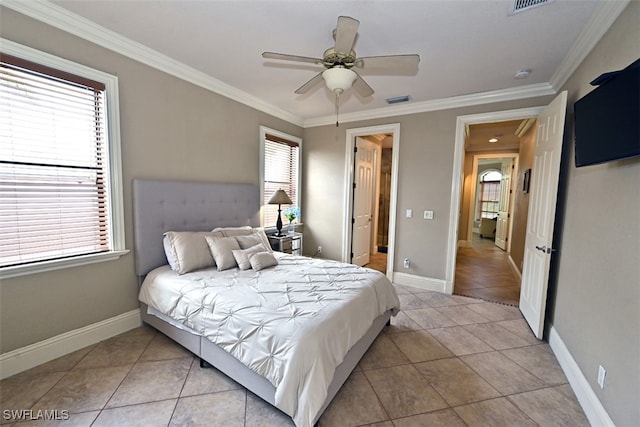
[0,286,589,427]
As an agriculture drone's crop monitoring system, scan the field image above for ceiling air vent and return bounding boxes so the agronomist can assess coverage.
[508,0,555,15]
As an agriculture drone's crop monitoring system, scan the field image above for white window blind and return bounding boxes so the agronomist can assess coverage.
[263,134,299,228]
[0,54,111,267]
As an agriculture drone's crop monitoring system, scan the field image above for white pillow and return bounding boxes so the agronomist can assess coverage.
[205,236,241,271]
[163,231,222,274]
[249,251,278,271]
[212,226,253,237]
[232,243,267,270]
[235,234,262,249]
[250,228,274,253]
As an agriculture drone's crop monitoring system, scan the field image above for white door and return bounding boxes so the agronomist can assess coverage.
[520,91,567,339]
[495,159,513,250]
[352,137,377,266]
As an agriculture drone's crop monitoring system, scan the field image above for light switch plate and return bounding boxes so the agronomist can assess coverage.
[424,210,434,219]
[406,209,413,218]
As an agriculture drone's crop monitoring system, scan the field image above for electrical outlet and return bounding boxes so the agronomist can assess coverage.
[597,365,606,389]
[403,258,410,269]
[317,246,322,254]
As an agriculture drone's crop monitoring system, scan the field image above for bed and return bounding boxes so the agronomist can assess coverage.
[132,179,400,427]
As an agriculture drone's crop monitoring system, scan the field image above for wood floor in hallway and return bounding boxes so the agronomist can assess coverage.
[454,234,521,306]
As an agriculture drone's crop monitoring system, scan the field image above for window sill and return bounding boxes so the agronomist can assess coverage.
[0,250,130,280]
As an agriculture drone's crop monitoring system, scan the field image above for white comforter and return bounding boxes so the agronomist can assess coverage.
[138,253,399,427]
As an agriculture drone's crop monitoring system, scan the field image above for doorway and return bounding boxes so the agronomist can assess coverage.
[343,124,400,280]
[455,152,521,305]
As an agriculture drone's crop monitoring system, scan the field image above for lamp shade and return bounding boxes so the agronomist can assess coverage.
[322,67,357,94]
[268,189,292,205]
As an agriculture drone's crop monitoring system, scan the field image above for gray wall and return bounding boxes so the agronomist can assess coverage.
[0,7,302,353]
[1,2,638,424]
[550,2,639,425]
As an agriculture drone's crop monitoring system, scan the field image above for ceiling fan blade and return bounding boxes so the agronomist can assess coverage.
[262,52,323,65]
[353,72,375,97]
[295,72,324,94]
[334,16,359,54]
[356,54,420,73]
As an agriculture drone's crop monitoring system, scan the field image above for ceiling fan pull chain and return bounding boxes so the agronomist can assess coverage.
[335,92,340,127]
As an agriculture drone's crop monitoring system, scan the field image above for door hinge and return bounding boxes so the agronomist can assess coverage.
[351,217,355,224]
[350,252,354,259]
[354,146,358,153]
[353,182,356,189]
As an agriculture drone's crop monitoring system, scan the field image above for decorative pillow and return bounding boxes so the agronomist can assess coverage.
[232,243,267,270]
[163,231,222,274]
[212,226,253,237]
[249,251,278,271]
[205,236,241,271]
[250,228,274,253]
[235,234,262,249]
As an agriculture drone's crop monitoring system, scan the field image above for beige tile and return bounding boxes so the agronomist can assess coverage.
[434,305,491,325]
[428,326,492,355]
[92,399,176,427]
[384,312,422,334]
[501,344,568,385]
[397,293,432,310]
[358,335,409,370]
[392,408,467,427]
[465,302,522,321]
[415,358,500,406]
[139,333,192,362]
[0,371,66,420]
[461,352,545,395]
[362,422,394,427]
[74,333,153,370]
[415,292,465,307]
[393,284,419,295]
[508,385,590,426]
[494,319,541,345]
[463,323,532,350]
[403,308,457,329]
[454,397,537,426]
[319,371,388,427]
[169,390,246,427]
[364,365,447,419]
[181,358,241,396]
[33,366,131,414]
[388,330,453,363]
[10,411,99,426]
[106,358,191,408]
[245,392,294,427]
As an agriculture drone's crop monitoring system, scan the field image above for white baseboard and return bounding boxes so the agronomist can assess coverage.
[392,272,448,293]
[0,309,141,380]
[507,255,522,281]
[548,326,614,427]
[457,240,472,248]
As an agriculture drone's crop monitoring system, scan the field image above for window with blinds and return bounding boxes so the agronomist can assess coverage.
[0,54,111,267]
[262,132,300,228]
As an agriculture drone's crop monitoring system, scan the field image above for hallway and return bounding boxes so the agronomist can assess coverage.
[454,234,521,306]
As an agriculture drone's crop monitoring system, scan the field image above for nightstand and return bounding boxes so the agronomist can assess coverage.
[268,232,302,255]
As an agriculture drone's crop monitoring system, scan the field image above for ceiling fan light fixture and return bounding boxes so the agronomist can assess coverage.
[322,67,357,93]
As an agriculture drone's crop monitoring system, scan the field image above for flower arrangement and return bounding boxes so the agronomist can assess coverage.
[283,206,300,223]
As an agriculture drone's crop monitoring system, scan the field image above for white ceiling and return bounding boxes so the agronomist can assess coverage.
[42,0,603,124]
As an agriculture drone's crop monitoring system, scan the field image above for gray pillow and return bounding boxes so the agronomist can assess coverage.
[205,236,241,271]
[232,243,267,270]
[163,231,222,274]
[249,251,278,271]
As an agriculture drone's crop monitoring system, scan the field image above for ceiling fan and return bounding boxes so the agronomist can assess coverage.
[262,16,420,99]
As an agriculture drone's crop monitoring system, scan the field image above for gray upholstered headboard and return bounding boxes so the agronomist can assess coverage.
[132,179,260,277]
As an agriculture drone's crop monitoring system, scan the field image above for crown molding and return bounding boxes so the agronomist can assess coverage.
[0,0,305,127]
[549,0,630,91]
[303,83,556,128]
[2,0,622,129]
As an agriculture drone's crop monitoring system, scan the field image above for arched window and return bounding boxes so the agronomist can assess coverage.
[478,170,502,219]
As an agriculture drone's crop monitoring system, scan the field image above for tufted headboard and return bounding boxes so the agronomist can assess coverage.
[132,179,260,277]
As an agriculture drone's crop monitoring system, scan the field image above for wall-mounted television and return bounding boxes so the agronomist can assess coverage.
[574,58,639,167]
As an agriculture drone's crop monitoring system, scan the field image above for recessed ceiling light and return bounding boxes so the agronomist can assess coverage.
[514,69,532,79]
[489,138,499,143]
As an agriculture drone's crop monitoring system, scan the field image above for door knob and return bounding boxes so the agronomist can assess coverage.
[535,245,556,254]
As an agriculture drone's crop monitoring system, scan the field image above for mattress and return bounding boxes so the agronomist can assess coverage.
[139,252,400,427]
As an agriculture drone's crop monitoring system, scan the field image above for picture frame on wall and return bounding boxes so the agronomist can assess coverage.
[523,168,531,193]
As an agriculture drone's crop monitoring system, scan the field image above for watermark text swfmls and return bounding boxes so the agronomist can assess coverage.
[3,409,70,421]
